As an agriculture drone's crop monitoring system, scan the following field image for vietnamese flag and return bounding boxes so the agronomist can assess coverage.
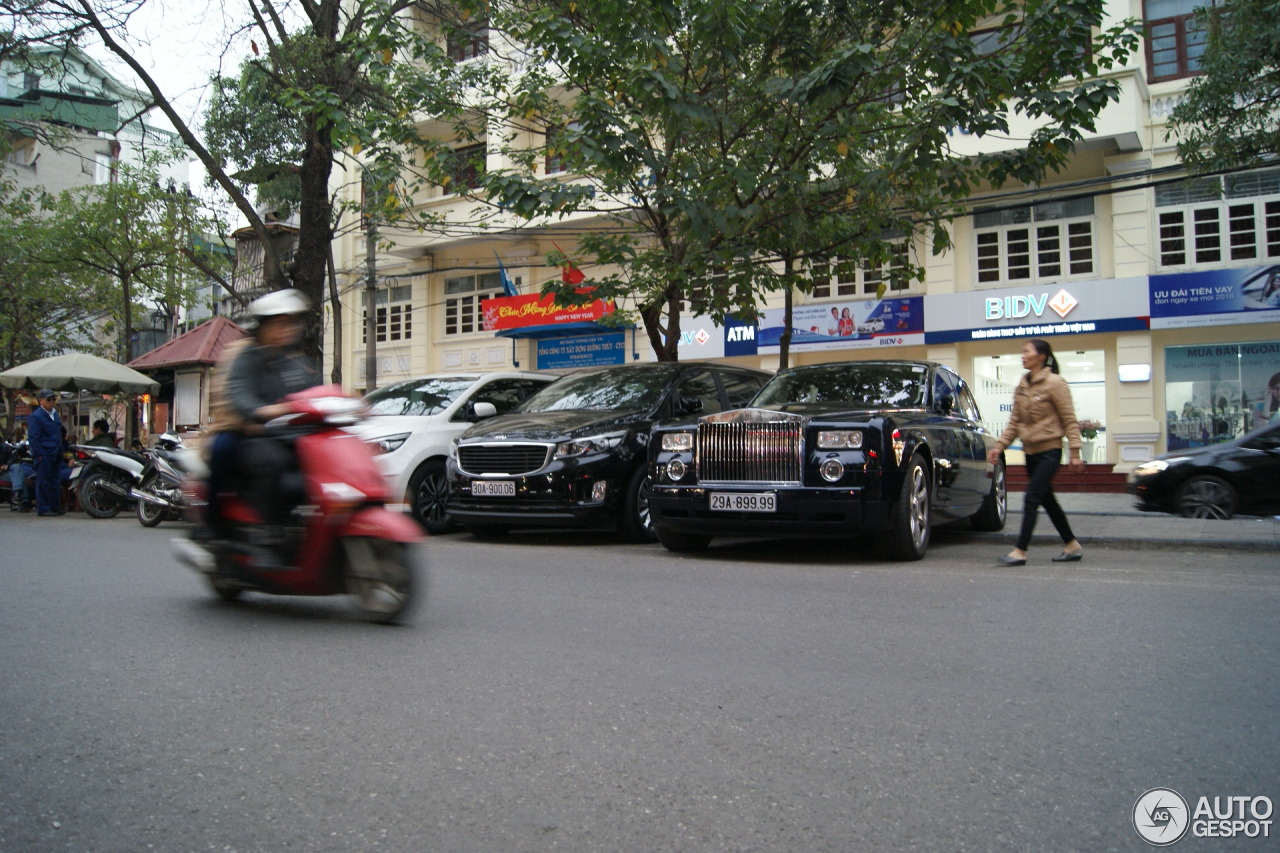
[552,241,587,286]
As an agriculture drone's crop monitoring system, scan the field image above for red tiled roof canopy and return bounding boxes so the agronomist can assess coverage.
[126,316,250,369]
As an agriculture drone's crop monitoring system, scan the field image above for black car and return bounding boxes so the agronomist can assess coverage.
[446,362,772,541]
[648,360,1007,560]
[1127,420,1280,519]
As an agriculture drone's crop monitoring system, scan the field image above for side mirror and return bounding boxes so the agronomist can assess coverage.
[471,402,498,421]
[678,396,705,415]
[937,393,955,415]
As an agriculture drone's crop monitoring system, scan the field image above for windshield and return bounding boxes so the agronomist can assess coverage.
[520,367,674,413]
[363,377,476,416]
[753,363,929,409]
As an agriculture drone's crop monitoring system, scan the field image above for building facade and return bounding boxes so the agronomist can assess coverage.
[327,0,1280,470]
[1,44,187,192]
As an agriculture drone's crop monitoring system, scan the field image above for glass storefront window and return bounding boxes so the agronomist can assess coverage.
[1164,342,1280,450]
[972,350,1108,461]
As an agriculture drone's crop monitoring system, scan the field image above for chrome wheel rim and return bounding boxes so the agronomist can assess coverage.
[637,476,652,535]
[993,463,1007,524]
[1179,479,1234,519]
[138,499,164,524]
[908,465,930,550]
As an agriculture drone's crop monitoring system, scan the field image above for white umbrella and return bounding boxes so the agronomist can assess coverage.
[0,352,160,395]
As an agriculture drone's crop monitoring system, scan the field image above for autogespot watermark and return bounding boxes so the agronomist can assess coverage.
[1133,788,1273,846]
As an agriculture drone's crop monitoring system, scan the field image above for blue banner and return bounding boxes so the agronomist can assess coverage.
[1150,265,1280,329]
[537,333,626,370]
[759,296,925,353]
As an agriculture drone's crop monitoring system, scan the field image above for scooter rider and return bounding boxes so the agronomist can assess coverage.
[219,289,319,553]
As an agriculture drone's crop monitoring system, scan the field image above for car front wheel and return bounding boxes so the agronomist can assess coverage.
[618,467,656,543]
[1176,475,1238,519]
[409,460,454,534]
[883,453,931,561]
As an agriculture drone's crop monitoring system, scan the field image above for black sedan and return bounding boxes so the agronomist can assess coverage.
[1128,420,1280,519]
[648,360,1007,560]
[446,362,771,541]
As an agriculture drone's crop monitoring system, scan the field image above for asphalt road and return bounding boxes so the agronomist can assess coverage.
[1,515,1277,852]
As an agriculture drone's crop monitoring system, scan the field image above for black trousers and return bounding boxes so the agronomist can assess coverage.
[1015,449,1076,551]
[238,436,294,526]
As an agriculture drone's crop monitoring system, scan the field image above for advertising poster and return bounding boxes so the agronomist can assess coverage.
[758,296,925,353]
[1150,265,1280,329]
[537,333,626,370]
[1164,341,1280,449]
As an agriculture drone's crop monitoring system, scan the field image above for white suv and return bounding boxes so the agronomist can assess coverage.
[349,372,555,532]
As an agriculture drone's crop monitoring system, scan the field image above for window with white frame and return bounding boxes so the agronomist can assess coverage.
[444,272,503,335]
[1155,168,1280,268]
[811,243,914,298]
[975,198,1095,285]
[362,281,414,344]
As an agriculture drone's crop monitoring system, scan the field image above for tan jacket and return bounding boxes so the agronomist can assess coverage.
[204,337,254,458]
[997,368,1083,459]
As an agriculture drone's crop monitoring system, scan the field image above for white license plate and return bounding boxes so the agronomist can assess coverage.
[472,480,515,497]
[709,492,776,513]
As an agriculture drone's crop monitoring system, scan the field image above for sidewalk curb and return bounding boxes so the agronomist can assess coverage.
[968,530,1278,553]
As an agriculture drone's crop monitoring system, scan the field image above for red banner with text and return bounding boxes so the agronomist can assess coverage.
[482,293,614,331]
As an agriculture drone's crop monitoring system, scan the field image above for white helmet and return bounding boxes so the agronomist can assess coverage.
[249,288,310,319]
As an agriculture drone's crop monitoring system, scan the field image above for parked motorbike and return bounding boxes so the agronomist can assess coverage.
[171,385,424,624]
[73,444,146,519]
[132,433,194,527]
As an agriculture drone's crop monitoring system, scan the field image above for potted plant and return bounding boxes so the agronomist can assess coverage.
[1078,419,1102,440]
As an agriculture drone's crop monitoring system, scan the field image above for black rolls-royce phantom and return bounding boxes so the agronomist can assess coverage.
[648,360,1007,560]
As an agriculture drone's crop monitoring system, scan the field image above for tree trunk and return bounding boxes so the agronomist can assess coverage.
[778,254,795,371]
[294,111,337,370]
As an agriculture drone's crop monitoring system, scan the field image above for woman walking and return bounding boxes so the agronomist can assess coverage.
[986,338,1086,565]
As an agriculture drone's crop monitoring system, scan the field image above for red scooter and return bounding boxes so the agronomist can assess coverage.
[172,385,424,623]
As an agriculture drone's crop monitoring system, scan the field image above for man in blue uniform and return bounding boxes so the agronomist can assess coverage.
[27,389,64,516]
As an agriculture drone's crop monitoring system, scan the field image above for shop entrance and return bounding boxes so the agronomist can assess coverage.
[971,349,1108,462]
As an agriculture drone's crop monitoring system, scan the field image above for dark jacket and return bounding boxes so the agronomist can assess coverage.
[226,344,318,425]
[27,407,62,458]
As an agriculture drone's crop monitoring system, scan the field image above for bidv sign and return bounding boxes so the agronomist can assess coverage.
[984,289,1079,322]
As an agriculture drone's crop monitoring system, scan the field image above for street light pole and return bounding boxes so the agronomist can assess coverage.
[364,215,378,394]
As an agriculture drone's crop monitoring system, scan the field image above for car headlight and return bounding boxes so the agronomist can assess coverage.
[368,433,410,455]
[817,430,863,450]
[661,432,695,452]
[554,431,627,459]
[1131,456,1191,477]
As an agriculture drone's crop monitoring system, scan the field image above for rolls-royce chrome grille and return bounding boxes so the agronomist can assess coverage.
[457,443,551,476]
[696,419,803,484]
